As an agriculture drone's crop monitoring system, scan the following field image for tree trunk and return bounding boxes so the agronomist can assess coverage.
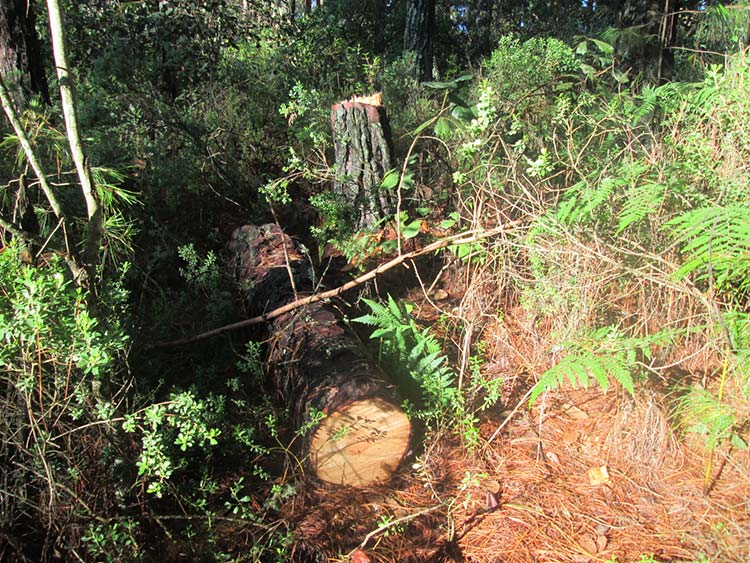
[617,0,678,84]
[46,0,102,305]
[229,224,412,488]
[0,0,50,103]
[404,0,435,82]
[330,94,394,230]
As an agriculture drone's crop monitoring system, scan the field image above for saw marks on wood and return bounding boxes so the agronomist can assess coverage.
[310,397,411,487]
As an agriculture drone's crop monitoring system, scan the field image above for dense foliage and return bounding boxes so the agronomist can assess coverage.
[2,0,750,561]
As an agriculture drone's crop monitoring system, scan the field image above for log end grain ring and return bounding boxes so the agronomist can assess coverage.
[310,397,411,487]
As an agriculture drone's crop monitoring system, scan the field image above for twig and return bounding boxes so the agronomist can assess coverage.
[351,504,442,554]
[152,220,525,348]
[484,386,536,447]
[0,75,65,219]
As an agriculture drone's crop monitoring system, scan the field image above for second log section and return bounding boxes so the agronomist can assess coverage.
[229,224,411,488]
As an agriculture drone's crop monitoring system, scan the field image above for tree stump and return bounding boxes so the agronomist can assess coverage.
[330,93,394,229]
[229,224,411,487]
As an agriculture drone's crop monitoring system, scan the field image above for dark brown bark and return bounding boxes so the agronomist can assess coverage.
[0,0,49,103]
[330,97,394,230]
[404,0,435,82]
[229,224,411,487]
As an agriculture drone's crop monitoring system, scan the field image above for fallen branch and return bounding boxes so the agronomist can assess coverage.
[351,504,443,555]
[152,219,524,349]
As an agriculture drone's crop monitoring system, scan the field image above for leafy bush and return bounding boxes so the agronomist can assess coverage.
[0,243,129,555]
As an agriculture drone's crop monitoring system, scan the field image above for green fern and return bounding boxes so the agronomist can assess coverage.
[529,327,676,406]
[556,161,649,227]
[616,181,665,234]
[725,311,750,395]
[677,386,738,451]
[630,81,687,125]
[666,205,750,300]
[354,296,460,416]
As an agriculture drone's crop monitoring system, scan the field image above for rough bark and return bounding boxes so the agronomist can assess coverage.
[330,95,394,230]
[0,0,49,103]
[229,224,411,487]
[404,0,435,82]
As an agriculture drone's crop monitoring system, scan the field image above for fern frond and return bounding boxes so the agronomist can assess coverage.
[354,295,460,418]
[529,327,675,406]
[676,387,736,450]
[616,182,665,234]
[666,205,750,298]
[556,161,650,228]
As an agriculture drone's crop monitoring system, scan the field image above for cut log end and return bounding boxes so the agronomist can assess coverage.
[310,397,411,487]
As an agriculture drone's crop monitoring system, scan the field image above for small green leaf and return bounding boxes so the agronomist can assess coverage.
[434,116,454,138]
[731,433,748,450]
[612,68,630,84]
[401,219,422,239]
[590,38,614,55]
[451,104,476,121]
[413,117,436,136]
[380,169,400,190]
[423,80,458,90]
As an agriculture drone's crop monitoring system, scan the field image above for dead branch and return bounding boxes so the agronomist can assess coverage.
[152,219,525,349]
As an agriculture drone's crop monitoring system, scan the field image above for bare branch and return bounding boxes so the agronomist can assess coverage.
[152,219,525,348]
[0,75,64,219]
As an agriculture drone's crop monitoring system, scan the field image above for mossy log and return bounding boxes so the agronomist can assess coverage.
[229,224,411,487]
[331,94,394,229]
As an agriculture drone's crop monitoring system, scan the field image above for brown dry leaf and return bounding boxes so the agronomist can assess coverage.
[563,404,589,420]
[596,534,608,551]
[562,429,579,444]
[350,549,371,563]
[578,535,598,555]
[482,479,501,494]
[587,465,610,486]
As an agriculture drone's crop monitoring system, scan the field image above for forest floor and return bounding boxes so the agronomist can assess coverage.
[277,286,750,563]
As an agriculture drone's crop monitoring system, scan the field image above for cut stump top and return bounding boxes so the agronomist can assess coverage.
[310,397,411,487]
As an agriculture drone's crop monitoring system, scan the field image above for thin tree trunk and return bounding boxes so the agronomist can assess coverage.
[618,0,677,84]
[0,74,83,280]
[404,0,435,82]
[46,0,102,298]
[0,75,63,220]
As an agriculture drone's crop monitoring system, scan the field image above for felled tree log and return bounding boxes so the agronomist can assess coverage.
[229,224,411,487]
[331,93,394,229]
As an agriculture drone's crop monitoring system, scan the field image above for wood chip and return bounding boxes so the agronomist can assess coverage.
[587,465,610,486]
[350,549,371,563]
[562,404,589,420]
[432,288,449,301]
